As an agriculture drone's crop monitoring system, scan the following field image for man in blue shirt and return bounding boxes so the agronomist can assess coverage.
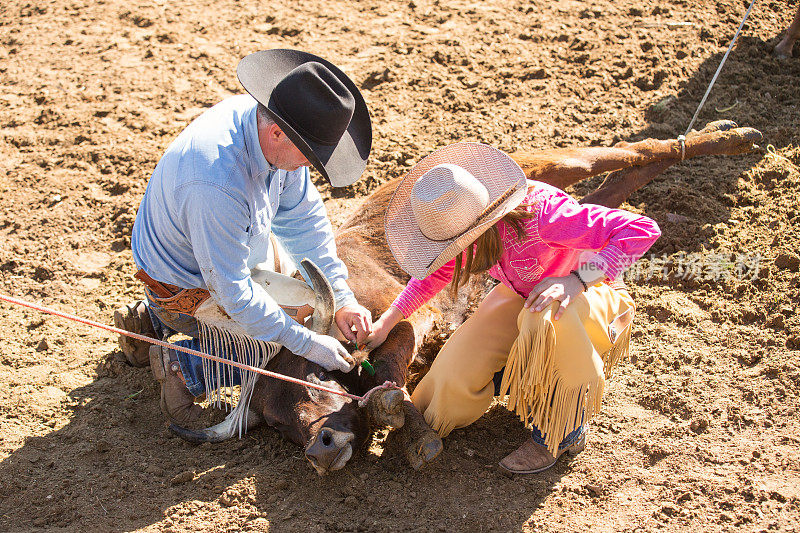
[114,49,373,426]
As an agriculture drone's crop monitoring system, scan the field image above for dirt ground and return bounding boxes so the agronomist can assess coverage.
[1,0,799,531]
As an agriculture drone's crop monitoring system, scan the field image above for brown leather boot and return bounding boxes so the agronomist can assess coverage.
[149,345,205,427]
[113,301,155,367]
[499,432,586,474]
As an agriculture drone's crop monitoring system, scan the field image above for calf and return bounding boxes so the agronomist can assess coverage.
[171,120,761,474]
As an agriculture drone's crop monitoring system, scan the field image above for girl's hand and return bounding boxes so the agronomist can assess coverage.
[363,306,404,351]
[524,275,585,320]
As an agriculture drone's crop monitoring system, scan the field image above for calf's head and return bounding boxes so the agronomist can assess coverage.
[253,349,369,475]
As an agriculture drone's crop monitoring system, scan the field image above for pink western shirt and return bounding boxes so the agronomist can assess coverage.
[391,182,661,318]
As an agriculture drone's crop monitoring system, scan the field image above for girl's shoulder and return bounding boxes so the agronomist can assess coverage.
[519,181,572,211]
[496,182,578,240]
[495,184,550,240]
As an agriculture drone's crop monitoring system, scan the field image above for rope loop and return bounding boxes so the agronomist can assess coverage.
[357,381,403,407]
[677,134,686,161]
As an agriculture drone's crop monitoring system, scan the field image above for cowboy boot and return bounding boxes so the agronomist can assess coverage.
[149,345,205,427]
[498,431,586,475]
[113,301,155,367]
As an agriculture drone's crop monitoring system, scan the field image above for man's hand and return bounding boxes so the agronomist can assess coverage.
[298,332,356,373]
[335,303,373,345]
[524,275,585,320]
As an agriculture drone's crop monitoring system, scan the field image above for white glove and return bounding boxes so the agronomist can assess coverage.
[298,332,356,373]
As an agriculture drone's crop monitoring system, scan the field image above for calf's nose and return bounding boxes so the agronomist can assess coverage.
[305,427,355,474]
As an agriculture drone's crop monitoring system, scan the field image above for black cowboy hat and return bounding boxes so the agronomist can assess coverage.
[237,49,372,188]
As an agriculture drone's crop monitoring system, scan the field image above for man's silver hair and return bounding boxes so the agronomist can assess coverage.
[256,103,275,126]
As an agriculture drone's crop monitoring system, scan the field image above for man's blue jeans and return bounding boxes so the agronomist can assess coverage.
[144,292,241,398]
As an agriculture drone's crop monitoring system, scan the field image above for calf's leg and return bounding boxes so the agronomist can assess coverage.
[581,120,760,207]
[393,402,444,470]
[359,321,415,429]
[580,160,673,208]
[775,3,800,59]
[510,122,761,192]
[361,320,444,469]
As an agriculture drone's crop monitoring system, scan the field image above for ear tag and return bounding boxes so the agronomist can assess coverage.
[361,360,376,376]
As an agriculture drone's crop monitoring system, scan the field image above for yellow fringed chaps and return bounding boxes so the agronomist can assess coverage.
[411,282,633,454]
[500,304,608,456]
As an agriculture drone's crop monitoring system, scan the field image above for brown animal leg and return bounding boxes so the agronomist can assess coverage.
[685,119,737,138]
[395,401,444,470]
[581,120,763,207]
[359,320,416,430]
[361,320,444,469]
[509,124,761,192]
[367,322,416,386]
[580,160,673,208]
[364,387,405,428]
[775,3,800,59]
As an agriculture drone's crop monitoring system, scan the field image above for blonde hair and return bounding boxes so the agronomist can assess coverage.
[450,201,536,294]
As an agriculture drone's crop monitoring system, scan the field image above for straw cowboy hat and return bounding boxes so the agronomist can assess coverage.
[237,49,372,188]
[385,142,528,280]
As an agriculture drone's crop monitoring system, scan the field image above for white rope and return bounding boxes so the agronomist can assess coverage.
[678,0,758,160]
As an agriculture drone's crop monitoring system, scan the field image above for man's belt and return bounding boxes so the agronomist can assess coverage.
[134,270,211,315]
[134,270,180,298]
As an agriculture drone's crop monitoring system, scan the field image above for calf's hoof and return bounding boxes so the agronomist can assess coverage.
[399,426,443,471]
[365,388,405,429]
[691,120,737,136]
[722,127,763,154]
[700,127,763,156]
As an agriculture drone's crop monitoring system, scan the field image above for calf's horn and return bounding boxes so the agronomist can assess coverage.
[298,258,335,335]
[247,258,334,334]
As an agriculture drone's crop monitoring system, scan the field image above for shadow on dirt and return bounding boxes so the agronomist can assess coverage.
[0,352,565,531]
[0,355,255,530]
[570,36,798,261]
